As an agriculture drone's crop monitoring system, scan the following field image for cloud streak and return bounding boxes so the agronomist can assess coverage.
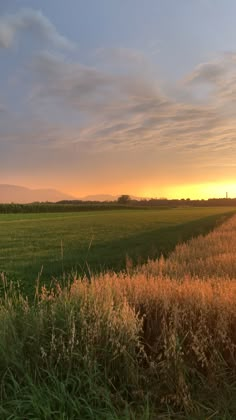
[1,32,236,190]
[26,48,236,158]
[0,8,74,49]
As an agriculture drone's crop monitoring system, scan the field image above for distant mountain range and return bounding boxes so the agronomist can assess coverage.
[0,184,76,203]
[0,184,142,203]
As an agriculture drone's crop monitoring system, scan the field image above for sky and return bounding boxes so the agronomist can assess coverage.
[0,0,236,199]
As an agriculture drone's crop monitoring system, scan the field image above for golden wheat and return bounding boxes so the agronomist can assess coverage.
[66,215,236,407]
[142,214,236,279]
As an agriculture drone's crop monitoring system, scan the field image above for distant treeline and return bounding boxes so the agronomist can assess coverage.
[136,197,236,207]
[0,202,150,213]
[0,197,236,213]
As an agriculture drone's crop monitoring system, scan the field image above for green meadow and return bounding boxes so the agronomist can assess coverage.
[0,206,235,295]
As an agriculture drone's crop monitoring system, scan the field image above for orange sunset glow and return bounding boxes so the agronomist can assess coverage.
[0,2,236,201]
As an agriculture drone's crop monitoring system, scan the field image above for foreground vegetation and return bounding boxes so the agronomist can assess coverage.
[0,215,236,418]
[0,207,235,296]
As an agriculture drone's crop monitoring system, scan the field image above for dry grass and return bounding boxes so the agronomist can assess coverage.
[69,215,236,412]
[143,213,236,279]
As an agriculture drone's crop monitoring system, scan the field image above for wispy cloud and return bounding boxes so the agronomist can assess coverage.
[26,48,236,157]
[0,8,74,50]
[186,53,236,113]
[30,49,162,116]
[30,51,115,112]
[95,47,147,66]
[185,61,226,84]
[1,29,236,175]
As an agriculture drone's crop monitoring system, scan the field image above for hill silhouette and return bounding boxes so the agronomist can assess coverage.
[0,184,76,203]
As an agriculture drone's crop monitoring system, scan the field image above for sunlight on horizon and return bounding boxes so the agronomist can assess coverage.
[141,182,236,200]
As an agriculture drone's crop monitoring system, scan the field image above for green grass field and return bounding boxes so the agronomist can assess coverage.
[0,207,235,296]
[0,212,236,418]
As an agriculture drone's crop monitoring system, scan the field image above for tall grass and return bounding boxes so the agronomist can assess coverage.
[0,215,236,418]
[143,213,236,279]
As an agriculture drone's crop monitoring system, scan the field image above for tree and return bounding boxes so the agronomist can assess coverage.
[117,194,131,204]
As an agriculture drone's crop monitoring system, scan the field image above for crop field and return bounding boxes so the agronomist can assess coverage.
[0,206,235,295]
[0,210,236,418]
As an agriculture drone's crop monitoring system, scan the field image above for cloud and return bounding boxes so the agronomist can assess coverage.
[26,49,236,159]
[0,42,233,175]
[186,61,226,84]
[186,54,236,112]
[95,47,147,66]
[0,8,74,50]
[29,50,162,125]
[31,51,114,108]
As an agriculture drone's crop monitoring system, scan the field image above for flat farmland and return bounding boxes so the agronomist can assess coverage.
[0,207,235,294]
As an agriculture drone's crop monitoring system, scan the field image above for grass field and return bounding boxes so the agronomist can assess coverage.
[0,212,236,418]
[0,207,235,295]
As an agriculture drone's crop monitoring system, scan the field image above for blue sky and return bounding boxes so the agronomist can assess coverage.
[1,0,236,198]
